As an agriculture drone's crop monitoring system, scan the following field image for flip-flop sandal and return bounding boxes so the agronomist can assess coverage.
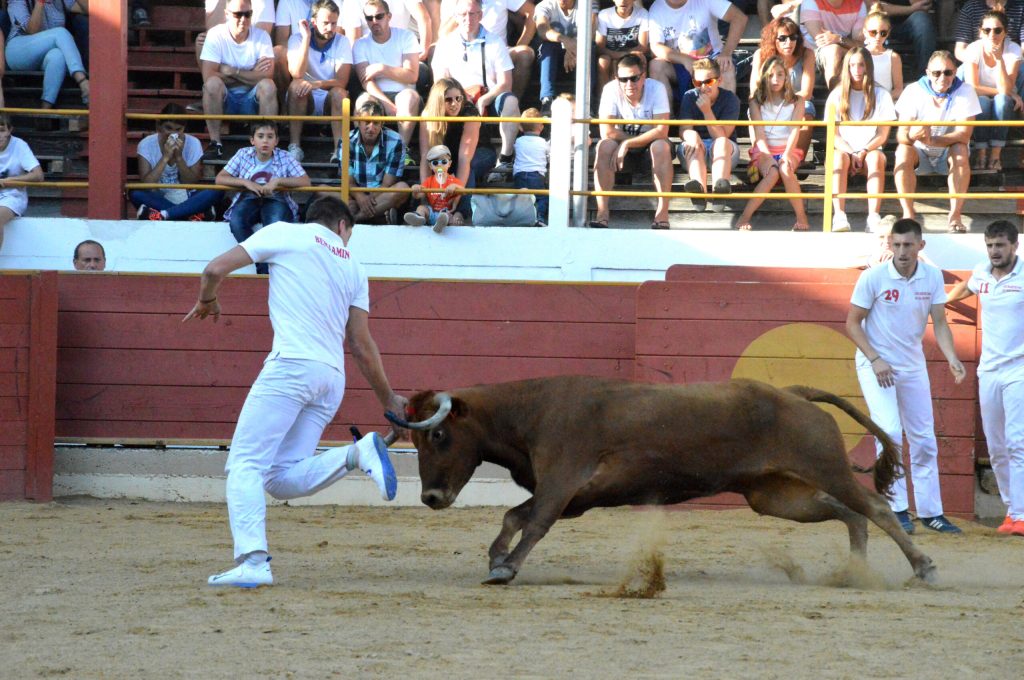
[588,219,609,229]
[988,159,1003,172]
[947,221,968,234]
[792,223,810,232]
[735,222,753,231]
[651,221,670,230]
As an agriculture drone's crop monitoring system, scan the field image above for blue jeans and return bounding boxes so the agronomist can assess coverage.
[455,145,498,218]
[129,189,223,220]
[537,41,565,100]
[888,11,935,76]
[513,170,547,221]
[5,28,87,105]
[976,94,1013,148]
[229,196,293,274]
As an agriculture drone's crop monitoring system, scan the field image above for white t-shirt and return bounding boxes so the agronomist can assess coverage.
[275,0,313,35]
[431,29,514,90]
[534,0,596,38]
[441,0,528,42]
[824,86,896,152]
[353,27,420,91]
[0,136,40,216]
[968,255,1024,372]
[647,0,731,59]
[597,6,649,52]
[205,0,275,26]
[751,97,798,147]
[288,32,353,82]
[199,23,274,70]
[341,0,426,43]
[850,259,947,373]
[598,78,671,135]
[137,133,204,204]
[513,134,549,174]
[240,222,370,375]
[963,39,1023,90]
[895,81,983,156]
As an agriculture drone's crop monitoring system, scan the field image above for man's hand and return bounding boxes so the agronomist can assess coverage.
[615,139,631,170]
[183,298,221,323]
[815,30,841,48]
[909,0,932,13]
[243,179,264,195]
[562,37,577,71]
[872,357,895,388]
[362,63,384,81]
[254,56,274,73]
[715,54,734,77]
[353,190,376,216]
[949,359,966,384]
[260,177,281,195]
[297,18,311,42]
[293,78,314,97]
[385,392,410,441]
[695,92,712,114]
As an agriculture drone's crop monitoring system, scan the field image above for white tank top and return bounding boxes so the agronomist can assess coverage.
[756,98,798,146]
[871,50,894,93]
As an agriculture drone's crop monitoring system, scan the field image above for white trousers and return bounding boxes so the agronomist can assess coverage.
[857,365,944,518]
[979,364,1024,520]
[225,357,352,560]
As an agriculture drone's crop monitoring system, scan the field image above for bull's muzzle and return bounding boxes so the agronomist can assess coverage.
[421,489,454,509]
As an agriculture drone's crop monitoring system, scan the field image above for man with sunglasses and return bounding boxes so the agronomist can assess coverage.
[195,0,275,91]
[592,53,673,229]
[678,57,739,213]
[353,0,424,159]
[894,50,981,234]
[200,0,278,160]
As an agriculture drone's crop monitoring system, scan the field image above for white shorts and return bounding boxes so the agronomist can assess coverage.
[0,189,28,216]
[287,87,330,116]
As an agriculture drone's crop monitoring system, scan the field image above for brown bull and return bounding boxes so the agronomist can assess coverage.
[387,376,936,586]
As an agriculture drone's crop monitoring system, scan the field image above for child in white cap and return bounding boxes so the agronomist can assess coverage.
[404,144,464,233]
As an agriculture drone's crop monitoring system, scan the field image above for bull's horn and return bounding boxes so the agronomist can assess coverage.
[384,393,452,430]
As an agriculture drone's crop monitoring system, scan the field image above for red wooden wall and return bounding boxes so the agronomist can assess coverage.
[55,275,637,443]
[0,272,57,501]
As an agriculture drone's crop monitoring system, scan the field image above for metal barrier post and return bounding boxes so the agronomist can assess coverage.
[822,104,836,232]
[341,98,351,203]
[548,98,573,230]
[571,8,594,227]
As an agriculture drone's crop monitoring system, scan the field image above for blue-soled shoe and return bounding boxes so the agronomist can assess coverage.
[919,515,962,534]
[895,510,916,534]
[358,432,398,501]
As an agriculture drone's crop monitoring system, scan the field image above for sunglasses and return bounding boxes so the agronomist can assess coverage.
[775,34,796,42]
[866,29,889,37]
[229,9,253,18]
[617,73,642,83]
[364,11,387,22]
[694,77,719,87]
[928,69,955,78]
[444,95,464,104]
[429,158,450,166]
[982,26,1005,35]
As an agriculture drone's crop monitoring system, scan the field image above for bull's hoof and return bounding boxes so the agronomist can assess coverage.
[482,565,516,585]
[916,561,938,585]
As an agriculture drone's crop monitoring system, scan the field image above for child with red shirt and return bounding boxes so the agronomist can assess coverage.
[404,145,464,233]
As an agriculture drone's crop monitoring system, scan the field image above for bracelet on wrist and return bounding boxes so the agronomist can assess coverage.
[868,356,880,364]
[200,296,217,304]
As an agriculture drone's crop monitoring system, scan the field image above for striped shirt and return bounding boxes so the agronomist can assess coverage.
[954,0,1024,46]
[347,127,404,188]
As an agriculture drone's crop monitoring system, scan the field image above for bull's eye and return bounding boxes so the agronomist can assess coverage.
[430,428,446,445]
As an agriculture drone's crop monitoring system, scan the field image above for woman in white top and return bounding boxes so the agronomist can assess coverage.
[861,3,902,98]
[736,56,810,232]
[825,46,895,233]
[963,4,1024,171]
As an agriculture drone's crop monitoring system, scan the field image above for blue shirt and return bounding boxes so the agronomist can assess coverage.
[679,87,740,142]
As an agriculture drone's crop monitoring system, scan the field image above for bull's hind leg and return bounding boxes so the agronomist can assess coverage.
[489,499,534,571]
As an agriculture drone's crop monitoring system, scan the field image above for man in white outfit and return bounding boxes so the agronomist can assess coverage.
[845,218,966,535]
[947,220,1024,536]
[184,194,407,587]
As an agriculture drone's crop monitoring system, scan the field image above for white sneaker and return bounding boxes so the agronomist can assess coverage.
[865,212,882,233]
[832,211,851,232]
[356,432,398,501]
[287,143,304,163]
[404,211,426,226]
[208,557,273,588]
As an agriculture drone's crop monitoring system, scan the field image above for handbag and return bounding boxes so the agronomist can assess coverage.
[471,194,537,226]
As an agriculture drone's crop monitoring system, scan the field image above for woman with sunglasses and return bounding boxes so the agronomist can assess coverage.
[825,46,895,233]
[861,4,902,98]
[736,56,809,231]
[419,77,497,221]
[749,16,815,163]
[953,0,1024,65]
[962,4,1023,172]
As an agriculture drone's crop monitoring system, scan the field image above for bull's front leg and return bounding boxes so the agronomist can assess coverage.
[483,490,574,585]
[489,499,534,571]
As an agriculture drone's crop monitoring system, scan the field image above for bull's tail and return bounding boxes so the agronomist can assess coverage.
[786,385,904,498]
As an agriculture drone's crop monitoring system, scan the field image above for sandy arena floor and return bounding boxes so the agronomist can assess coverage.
[1,497,1021,679]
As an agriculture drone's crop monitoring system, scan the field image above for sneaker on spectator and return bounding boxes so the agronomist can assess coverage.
[135,203,150,220]
[132,7,151,26]
[188,212,206,222]
[919,515,962,534]
[185,101,204,114]
[865,212,882,233]
[287,143,304,163]
[683,179,706,212]
[208,557,272,588]
[147,208,164,221]
[404,211,426,226]
[997,514,1015,535]
[384,207,398,225]
[711,178,731,213]
[432,211,449,234]
[540,97,553,117]
[894,510,915,534]
[203,141,224,161]
[832,210,851,232]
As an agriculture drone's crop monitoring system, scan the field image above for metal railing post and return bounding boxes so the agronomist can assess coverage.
[822,105,836,232]
[341,98,351,204]
[571,7,594,227]
[548,98,573,230]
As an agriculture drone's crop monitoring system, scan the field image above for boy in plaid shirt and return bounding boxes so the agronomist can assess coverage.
[216,121,311,272]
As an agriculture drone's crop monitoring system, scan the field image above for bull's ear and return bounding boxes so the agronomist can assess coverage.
[449,396,468,419]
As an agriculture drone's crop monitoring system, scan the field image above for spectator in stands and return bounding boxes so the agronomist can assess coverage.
[894,50,982,233]
[825,46,896,232]
[513,107,549,226]
[962,4,1023,172]
[678,58,740,213]
[432,0,522,179]
[592,54,673,229]
[862,4,902,98]
[405,143,464,230]
[216,120,311,273]
[197,0,275,67]
[799,0,866,89]
[735,56,809,231]
[534,0,596,116]
[0,116,42,252]
[342,0,433,63]
[419,77,495,221]
[759,0,801,24]
[131,1,152,28]
[749,16,816,165]
[648,0,748,106]
[595,0,649,92]
[954,0,1023,64]
[870,2,934,79]
[130,104,224,222]
[72,240,105,271]
[5,0,91,108]
[439,0,537,100]
[353,0,423,160]
[348,97,411,223]
[200,0,277,160]
[286,0,353,164]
